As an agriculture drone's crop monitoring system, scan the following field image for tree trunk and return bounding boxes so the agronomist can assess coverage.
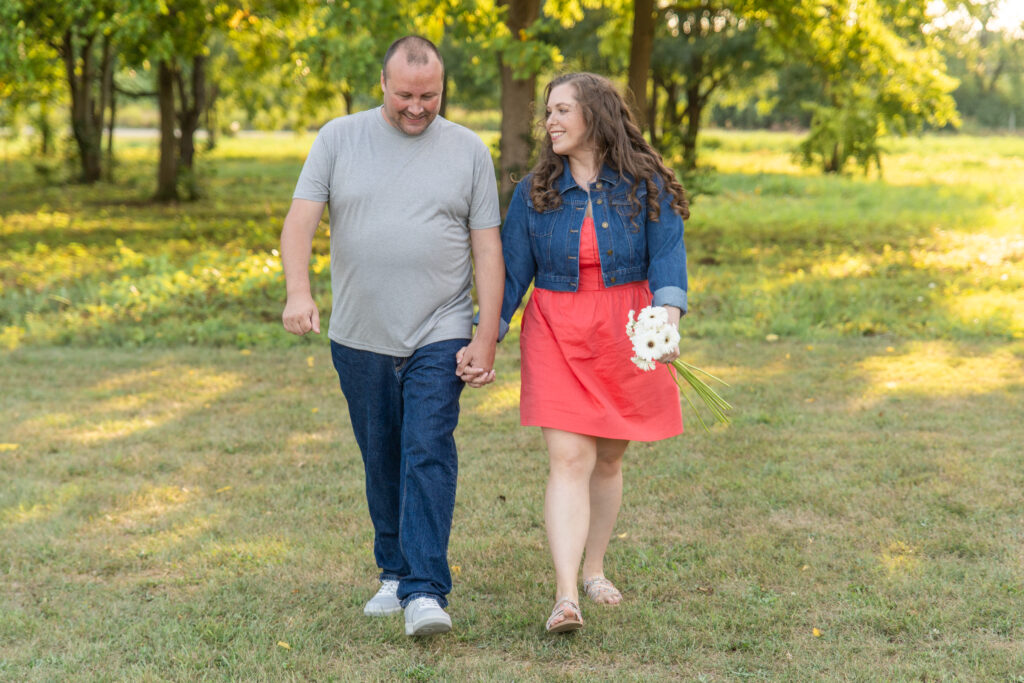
[101,36,116,181]
[498,0,541,209]
[628,0,655,131]
[440,70,449,119]
[648,81,659,146]
[664,80,680,127]
[205,82,219,151]
[155,60,179,202]
[682,81,704,171]
[35,101,54,156]
[176,55,206,171]
[62,30,103,183]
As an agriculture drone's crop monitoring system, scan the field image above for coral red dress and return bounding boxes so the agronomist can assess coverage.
[519,215,683,441]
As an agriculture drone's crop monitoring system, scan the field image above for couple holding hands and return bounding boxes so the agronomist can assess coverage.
[281,35,688,636]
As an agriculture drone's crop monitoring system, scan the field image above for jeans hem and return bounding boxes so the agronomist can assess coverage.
[401,592,448,610]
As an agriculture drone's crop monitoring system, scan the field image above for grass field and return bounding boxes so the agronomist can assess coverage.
[1,128,1023,680]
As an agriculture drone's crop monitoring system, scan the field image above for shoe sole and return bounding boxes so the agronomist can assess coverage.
[546,619,583,634]
[405,618,452,636]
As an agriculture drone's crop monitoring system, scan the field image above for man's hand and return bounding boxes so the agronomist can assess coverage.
[282,293,321,336]
[280,198,326,336]
[455,342,496,388]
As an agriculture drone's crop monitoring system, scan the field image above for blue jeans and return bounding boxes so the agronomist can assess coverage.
[330,338,467,609]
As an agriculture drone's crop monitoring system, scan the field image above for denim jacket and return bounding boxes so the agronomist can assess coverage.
[499,160,687,339]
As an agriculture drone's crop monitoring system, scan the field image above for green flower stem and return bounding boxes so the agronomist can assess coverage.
[670,358,732,432]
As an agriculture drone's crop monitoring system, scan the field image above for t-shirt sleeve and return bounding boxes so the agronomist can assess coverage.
[292,128,334,203]
[468,139,501,230]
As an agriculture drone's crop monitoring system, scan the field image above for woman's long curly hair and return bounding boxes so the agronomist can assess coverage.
[528,72,689,222]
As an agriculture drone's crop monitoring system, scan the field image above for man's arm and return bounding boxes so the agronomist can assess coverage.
[456,227,503,386]
[281,198,327,335]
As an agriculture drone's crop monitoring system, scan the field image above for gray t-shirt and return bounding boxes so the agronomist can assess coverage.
[293,107,500,356]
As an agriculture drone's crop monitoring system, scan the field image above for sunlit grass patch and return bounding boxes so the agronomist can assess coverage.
[466,379,520,417]
[879,540,920,576]
[856,341,1024,399]
[1,482,84,525]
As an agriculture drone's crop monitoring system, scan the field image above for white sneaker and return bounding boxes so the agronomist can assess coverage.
[404,596,452,636]
[363,579,401,616]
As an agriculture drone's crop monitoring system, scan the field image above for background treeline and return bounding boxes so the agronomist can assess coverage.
[1,0,1021,201]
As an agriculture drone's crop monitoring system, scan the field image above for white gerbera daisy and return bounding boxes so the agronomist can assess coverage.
[631,327,664,361]
[630,355,657,371]
[626,309,638,337]
[647,325,680,359]
[636,306,669,328]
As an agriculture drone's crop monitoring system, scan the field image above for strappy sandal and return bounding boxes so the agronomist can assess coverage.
[545,597,583,633]
[583,576,622,605]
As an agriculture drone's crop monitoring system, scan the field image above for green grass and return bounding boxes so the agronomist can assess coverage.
[2,340,1022,680]
[2,129,1023,679]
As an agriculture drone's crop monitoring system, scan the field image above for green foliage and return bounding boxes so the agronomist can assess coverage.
[796,90,884,175]
[781,0,960,174]
[933,1,1024,131]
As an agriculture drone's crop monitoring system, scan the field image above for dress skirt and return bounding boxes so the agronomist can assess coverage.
[519,216,683,441]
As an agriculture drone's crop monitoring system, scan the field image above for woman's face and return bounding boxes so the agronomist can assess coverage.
[545,83,592,161]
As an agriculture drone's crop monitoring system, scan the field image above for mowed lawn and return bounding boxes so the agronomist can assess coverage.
[1,128,1022,680]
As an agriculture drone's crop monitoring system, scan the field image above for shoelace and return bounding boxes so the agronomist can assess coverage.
[410,596,439,609]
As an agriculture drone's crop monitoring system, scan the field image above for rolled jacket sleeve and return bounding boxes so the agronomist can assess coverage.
[645,175,688,314]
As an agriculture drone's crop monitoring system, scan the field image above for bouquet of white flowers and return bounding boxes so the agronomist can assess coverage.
[626,306,731,431]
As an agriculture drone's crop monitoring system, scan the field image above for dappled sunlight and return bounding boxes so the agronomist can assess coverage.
[117,484,193,520]
[285,431,332,448]
[467,381,520,417]
[947,290,1024,339]
[123,514,217,558]
[855,342,1023,401]
[191,538,291,571]
[915,231,1024,271]
[879,540,920,576]
[13,365,244,445]
[1,482,83,526]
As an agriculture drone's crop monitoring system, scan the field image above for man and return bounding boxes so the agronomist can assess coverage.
[280,35,503,637]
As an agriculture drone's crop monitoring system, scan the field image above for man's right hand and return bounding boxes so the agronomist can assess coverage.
[282,294,321,335]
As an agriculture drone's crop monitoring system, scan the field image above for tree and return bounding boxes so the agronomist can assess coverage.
[651,2,768,170]
[0,1,65,158]
[496,0,543,201]
[627,0,655,127]
[118,0,223,200]
[933,0,1024,130]
[5,0,120,182]
[781,0,960,173]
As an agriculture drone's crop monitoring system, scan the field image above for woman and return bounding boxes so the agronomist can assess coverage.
[498,72,690,632]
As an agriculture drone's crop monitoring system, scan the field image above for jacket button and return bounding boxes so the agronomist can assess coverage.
[596,198,603,205]
[601,221,608,228]
[606,249,613,255]
[610,276,616,283]
[596,183,603,189]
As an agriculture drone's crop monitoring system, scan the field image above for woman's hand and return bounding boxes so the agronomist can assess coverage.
[657,305,681,364]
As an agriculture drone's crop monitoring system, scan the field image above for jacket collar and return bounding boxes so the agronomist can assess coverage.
[556,158,623,195]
